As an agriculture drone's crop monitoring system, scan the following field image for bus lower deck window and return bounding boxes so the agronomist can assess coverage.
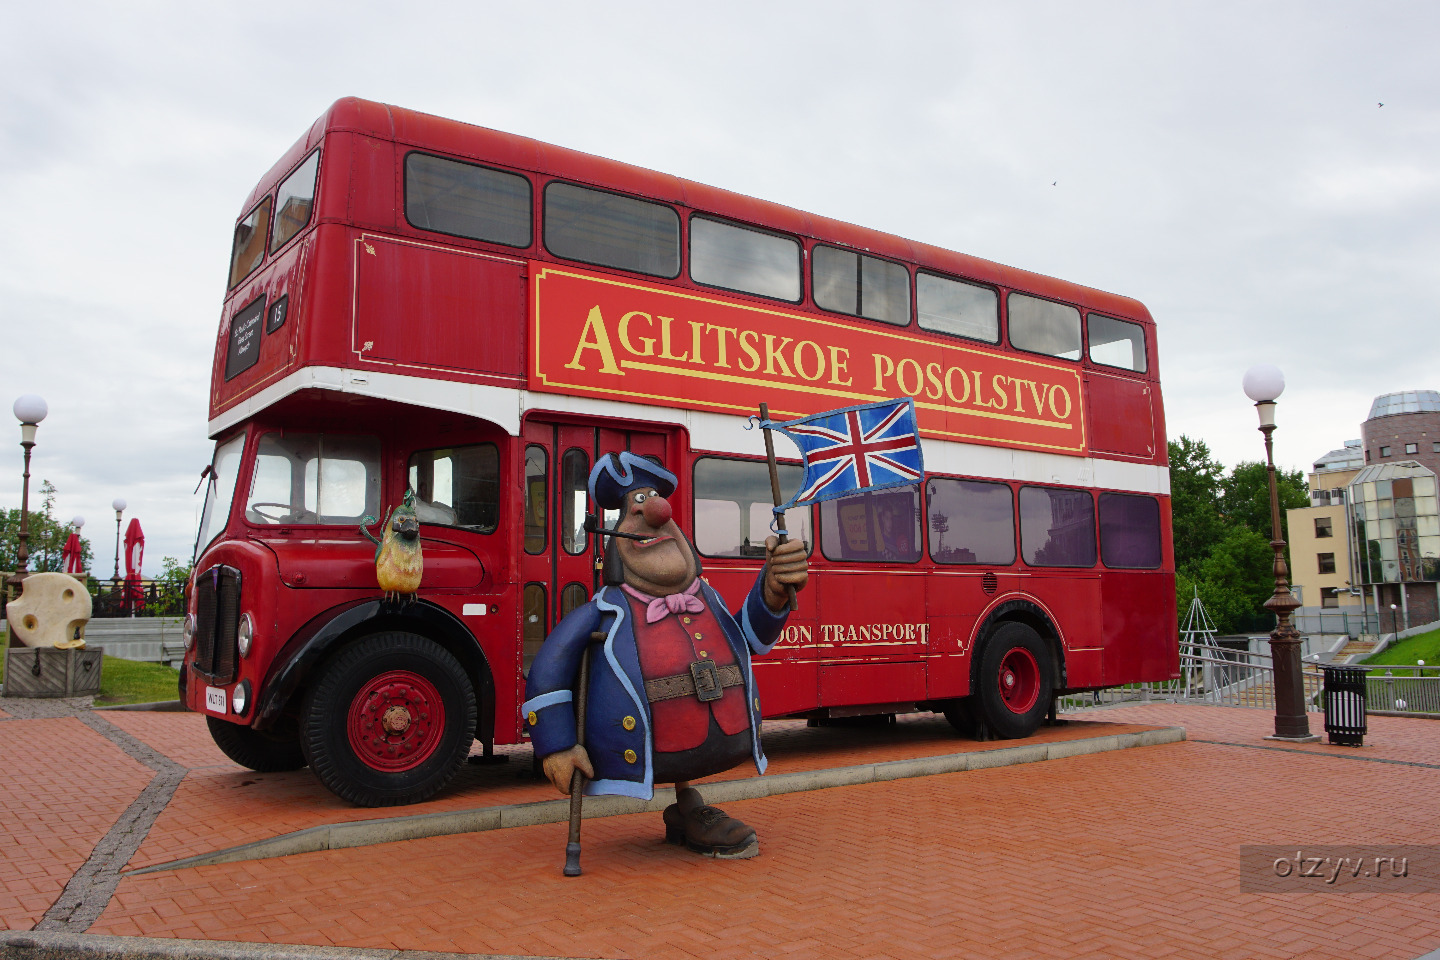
[1019,485,1095,567]
[407,443,500,532]
[693,457,810,558]
[927,478,1015,565]
[246,433,381,525]
[1097,493,1161,569]
[820,486,922,563]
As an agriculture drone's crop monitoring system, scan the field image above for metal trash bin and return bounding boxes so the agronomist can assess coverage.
[1322,665,1367,746]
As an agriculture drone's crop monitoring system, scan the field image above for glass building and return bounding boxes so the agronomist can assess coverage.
[1348,461,1440,627]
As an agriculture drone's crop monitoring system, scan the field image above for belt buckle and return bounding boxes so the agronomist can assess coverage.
[689,659,723,702]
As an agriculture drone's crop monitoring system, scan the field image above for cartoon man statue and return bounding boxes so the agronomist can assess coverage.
[523,452,809,859]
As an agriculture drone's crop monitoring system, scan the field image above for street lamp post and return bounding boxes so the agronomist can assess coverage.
[1242,364,1320,742]
[112,498,127,613]
[1390,602,1399,638]
[9,395,48,593]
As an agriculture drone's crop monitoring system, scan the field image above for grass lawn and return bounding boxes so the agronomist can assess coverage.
[2,631,180,705]
[93,656,181,706]
[1363,627,1440,669]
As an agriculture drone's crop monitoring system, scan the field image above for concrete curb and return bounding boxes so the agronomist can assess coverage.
[0,931,573,960]
[93,700,188,712]
[128,725,1185,876]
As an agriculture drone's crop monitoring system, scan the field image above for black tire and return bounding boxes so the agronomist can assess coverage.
[300,631,476,807]
[207,715,307,772]
[973,622,1054,740]
[941,698,980,738]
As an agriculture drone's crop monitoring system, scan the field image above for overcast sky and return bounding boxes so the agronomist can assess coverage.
[3,1,1437,576]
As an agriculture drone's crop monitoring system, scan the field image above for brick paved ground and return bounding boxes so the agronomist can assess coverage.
[122,713,1153,872]
[0,717,151,930]
[6,700,1439,958]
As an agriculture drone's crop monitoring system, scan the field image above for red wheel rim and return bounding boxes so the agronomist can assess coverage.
[997,647,1040,714]
[346,670,446,772]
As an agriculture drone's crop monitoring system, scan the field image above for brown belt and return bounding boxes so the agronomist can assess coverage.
[644,661,743,703]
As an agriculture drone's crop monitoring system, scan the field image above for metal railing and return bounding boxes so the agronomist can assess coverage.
[1062,642,1440,718]
[1367,670,1440,714]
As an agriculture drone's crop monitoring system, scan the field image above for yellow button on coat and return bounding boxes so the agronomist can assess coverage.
[527,711,538,726]
[624,749,638,764]
[753,698,761,711]
[622,715,636,731]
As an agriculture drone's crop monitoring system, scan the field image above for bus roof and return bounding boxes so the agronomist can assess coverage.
[240,97,1153,324]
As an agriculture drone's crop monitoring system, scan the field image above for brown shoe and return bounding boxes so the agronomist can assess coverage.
[663,787,758,858]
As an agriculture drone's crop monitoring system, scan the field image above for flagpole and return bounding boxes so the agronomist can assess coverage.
[758,403,799,612]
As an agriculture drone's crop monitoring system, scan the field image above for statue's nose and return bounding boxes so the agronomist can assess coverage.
[641,495,672,527]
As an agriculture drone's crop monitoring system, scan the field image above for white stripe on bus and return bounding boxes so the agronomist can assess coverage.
[209,365,1170,496]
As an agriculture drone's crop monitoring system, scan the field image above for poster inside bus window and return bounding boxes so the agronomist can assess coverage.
[828,488,920,562]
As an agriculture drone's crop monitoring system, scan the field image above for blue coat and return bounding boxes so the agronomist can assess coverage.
[522,576,788,800]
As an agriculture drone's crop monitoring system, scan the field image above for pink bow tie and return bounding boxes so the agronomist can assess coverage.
[623,582,706,623]
[645,591,705,623]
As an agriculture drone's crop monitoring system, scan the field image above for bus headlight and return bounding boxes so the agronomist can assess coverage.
[182,614,196,650]
[231,680,251,717]
[237,613,255,658]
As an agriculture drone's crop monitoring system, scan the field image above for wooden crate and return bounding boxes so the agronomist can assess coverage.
[3,645,105,698]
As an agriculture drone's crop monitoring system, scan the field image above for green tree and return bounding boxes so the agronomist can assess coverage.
[1167,436,1225,574]
[1189,526,1276,634]
[0,502,93,574]
[152,556,193,616]
[1220,460,1309,541]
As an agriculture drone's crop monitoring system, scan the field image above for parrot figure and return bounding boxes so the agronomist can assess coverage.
[361,489,423,603]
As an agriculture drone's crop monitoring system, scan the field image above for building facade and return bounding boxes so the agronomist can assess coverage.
[1361,390,1440,477]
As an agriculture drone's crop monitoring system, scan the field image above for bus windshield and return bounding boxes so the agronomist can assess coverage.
[194,435,245,561]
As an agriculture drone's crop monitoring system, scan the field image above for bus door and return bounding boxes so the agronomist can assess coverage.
[518,419,680,678]
[814,484,929,708]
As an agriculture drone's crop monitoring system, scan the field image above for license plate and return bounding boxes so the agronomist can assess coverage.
[205,686,228,714]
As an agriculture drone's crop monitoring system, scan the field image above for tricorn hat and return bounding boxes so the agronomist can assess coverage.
[588,452,677,510]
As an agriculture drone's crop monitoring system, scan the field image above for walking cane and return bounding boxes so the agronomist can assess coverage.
[563,631,604,876]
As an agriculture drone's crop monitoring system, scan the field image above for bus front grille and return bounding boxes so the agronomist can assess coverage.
[194,565,241,683]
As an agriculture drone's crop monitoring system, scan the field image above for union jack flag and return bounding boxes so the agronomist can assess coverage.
[768,398,925,507]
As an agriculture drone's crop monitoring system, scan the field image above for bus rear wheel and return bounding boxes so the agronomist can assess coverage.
[301,632,476,807]
[206,715,307,772]
[973,622,1053,740]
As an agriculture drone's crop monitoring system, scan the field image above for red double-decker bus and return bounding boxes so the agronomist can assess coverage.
[183,97,1178,805]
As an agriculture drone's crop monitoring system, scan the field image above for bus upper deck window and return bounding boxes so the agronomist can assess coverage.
[1008,293,1081,361]
[405,153,532,248]
[228,197,273,289]
[544,181,680,278]
[1087,314,1147,373]
[690,217,801,302]
[813,245,910,326]
[917,273,999,343]
[270,150,320,253]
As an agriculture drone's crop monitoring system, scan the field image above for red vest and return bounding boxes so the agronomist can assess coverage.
[626,591,749,753]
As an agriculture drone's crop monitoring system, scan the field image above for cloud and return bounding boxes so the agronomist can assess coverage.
[2,0,1439,577]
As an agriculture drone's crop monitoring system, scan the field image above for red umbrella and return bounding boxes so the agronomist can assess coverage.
[61,532,84,574]
[123,518,146,613]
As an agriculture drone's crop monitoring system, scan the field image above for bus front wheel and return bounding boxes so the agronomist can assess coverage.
[301,631,476,807]
[973,622,1054,740]
[206,715,306,772]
